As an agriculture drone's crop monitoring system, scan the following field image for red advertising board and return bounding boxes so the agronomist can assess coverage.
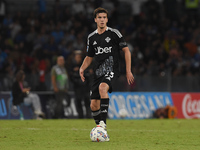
[171,93,200,119]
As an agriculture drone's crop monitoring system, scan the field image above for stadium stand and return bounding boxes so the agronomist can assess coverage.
[0,0,200,92]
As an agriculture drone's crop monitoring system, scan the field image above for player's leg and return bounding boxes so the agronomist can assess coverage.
[83,92,92,118]
[98,82,110,141]
[99,82,109,124]
[99,73,118,125]
[54,92,64,119]
[90,78,102,124]
[75,88,84,118]
[90,99,101,125]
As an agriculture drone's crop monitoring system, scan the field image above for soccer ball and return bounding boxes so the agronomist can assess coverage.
[119,108,128,118]
[90,126,108,142]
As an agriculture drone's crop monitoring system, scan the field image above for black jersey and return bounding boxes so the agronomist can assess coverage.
[86,27,127,79]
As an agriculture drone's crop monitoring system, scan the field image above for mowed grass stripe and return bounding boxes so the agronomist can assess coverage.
[0,119,200,150]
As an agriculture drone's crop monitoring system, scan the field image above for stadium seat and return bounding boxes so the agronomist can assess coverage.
[8,92,33,120]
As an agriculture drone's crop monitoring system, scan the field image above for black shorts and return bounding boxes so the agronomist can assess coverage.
[90,72,118,100]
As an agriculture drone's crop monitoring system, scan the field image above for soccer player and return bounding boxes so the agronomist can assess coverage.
[79,7,134,140]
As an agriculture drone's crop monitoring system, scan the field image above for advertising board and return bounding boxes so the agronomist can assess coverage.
[108,92,174,119]
[171,93,200,119]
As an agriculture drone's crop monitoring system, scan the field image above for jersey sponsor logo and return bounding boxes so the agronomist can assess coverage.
[105,37,111,43]
[93,41,97,45]
[95,46,112,55]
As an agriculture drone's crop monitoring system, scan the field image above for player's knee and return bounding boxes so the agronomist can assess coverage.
[90,103,95,110]
[99,83,108,95]
[90,103,98,111]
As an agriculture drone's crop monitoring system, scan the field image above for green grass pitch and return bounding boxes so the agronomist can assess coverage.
[0,119,200,150]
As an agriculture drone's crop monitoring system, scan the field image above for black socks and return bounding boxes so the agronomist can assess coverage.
[100,98,109,124]
[91,109,101,125]
[91,98,109,125]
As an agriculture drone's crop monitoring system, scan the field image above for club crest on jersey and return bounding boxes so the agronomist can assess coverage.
[105,37,111,43]
[93,41,97,45]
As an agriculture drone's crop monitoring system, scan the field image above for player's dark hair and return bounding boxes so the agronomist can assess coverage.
[16,70,25,82]
[93,7,108,18]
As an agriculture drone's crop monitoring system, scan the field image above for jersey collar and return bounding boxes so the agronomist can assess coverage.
[95,27,109,34]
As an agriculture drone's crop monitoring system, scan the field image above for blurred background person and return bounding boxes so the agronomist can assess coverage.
[0,0,7,22]
[69,50,92,118]
[3,62,15,91]
[11,70,45,119]
[51,56,70,119]
[37,0,46,14]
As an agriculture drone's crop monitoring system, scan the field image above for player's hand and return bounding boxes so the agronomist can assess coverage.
[22,88,30,93]
[126,71,134,85]
[79,68,85,82]
[54,87,59,93]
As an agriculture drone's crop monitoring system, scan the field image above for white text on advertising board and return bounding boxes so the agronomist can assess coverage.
[182,94,200,118]
[108,93,173,119]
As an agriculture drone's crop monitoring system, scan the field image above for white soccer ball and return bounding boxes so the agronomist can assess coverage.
[119,108,128,118]
[90,126,108,142]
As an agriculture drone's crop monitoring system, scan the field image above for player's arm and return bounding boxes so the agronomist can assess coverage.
[79,56,93,82]
[51,75,59,92]
[51,69,59,92]
[122,47,134,85]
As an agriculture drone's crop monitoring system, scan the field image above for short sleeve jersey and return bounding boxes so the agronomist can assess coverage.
[51,65,69,90]
[86,27,127,79]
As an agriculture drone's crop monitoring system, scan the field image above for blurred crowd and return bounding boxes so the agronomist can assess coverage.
[0,0,200,91]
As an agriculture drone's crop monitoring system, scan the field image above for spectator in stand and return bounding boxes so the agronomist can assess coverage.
[63,29,76,44]
[72,33,85,50]
[43,36,58,61]
[3,64,15,91]
[2,14,12,27]
[184,38,197,57]
[71,0,85,15]
[51,23,64,44]
[26,27,37,44]
[94,0,103,8]
[102,0,115,17]
[13,11,26,27]
[0,49,8,70]
[29,58,40,91]
[11,70,45,119]
[53,0,64,23]
[163,0,178,20]
[9,20,22,40]
[36,59,47,91]
[142,0,161,25]
[85,0,95,19]
[0,0,7,22]
[37,0,46,14]
[63,41,74,60]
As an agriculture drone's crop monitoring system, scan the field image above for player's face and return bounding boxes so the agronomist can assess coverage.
[95,13,108,29]
[57,57,65,66]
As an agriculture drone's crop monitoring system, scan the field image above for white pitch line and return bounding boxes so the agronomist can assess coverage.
[1,128,198,133]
